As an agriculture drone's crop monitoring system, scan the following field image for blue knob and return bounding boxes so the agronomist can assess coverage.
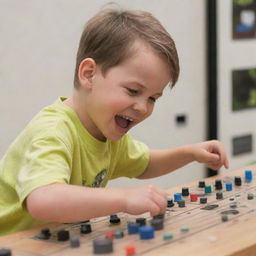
[127,222,140,234]
[139,226,154,240]
[226,182,232,191]
[174,193,182,202]
[245,170,252,182]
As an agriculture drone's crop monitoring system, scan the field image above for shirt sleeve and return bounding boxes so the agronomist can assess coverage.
[109,134,150,179]
[16,135,72,204]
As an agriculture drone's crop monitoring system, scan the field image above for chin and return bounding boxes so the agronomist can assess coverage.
[107,132,125,142]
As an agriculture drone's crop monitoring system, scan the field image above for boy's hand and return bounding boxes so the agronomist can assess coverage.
[190,140,229,170]
[122,184,168,216]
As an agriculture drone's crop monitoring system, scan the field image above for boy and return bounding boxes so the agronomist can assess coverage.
[0,7,228,236]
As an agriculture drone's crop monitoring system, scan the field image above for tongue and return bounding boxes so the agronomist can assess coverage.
[115,116,129,128]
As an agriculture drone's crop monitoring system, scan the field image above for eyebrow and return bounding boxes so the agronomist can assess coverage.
[124,81,163,97]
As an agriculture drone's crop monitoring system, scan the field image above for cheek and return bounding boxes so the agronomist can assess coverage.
[97,97,126,116]
[109,99,128,111]
[147,104,154,116]
[107,93,131,109]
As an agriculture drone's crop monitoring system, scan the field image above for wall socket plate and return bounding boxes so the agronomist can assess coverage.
[232,134,253,156]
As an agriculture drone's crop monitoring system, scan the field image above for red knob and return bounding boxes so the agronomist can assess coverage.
[190,193,198,202]
[126,244,136,255]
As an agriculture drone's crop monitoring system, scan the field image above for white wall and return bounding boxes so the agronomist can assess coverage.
[0,0,207,189]
[218,0,256,172]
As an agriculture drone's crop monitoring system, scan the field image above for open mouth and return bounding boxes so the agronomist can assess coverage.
[115,114,134,129]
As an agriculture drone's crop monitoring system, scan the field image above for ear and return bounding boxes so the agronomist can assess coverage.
[78,58,96,89]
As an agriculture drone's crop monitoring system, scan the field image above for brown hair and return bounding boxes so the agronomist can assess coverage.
[74,6,179,88]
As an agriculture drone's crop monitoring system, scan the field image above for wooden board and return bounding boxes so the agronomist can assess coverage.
[1,165,256,256]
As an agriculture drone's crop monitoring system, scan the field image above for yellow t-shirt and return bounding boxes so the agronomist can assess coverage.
[0,98,149,236]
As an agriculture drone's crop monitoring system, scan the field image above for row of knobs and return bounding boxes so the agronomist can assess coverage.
[35,215,165,254]
[94,215,165,254]
[169,170,253,207]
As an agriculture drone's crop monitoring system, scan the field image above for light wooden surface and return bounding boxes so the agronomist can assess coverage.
[1,165,256,256]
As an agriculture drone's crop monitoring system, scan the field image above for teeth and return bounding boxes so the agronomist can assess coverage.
[120,115,133,122]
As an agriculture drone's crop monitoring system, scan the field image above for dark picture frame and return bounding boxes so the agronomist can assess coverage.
[232,68,256,111]
[233,0,256,39]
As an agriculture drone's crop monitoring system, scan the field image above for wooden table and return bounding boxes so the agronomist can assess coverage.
[0,165,256,256]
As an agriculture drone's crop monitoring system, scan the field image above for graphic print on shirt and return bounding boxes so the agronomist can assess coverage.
[91,169,107,187]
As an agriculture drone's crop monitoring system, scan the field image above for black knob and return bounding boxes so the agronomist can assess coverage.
[150,218,164,230]
[70,237,80,248]
[136,217,146,226]
[234,176,242,186]
[215,179,223,190]
[216,192,223,200]
[57,229,70,241]
[198,181,205,188]
[38,228,51,240]
[93,239,113,254]
[178,200,185,207]
[167,198,174,207]
[182,187,189,196]
[248,193,254,200]
[0,249,11,256]
[80,223,92,234]
[221,215,228,222]
[109,214,120,224]
[200,197,207,204]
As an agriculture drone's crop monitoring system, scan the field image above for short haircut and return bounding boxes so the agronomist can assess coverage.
[74,6,179,88]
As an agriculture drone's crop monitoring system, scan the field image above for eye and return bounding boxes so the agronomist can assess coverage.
[126,88,138,95]
[149,97,156,103]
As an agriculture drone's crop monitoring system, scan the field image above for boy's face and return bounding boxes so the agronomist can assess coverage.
[82,41,171,141]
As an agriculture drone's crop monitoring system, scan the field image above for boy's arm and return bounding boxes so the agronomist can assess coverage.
[26,140,228,223]
[138,140,229,179]
[26,183,168,222]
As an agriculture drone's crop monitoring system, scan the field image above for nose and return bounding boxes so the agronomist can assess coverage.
[133,99,150,116]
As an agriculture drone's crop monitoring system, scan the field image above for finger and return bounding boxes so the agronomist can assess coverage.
[220,151,229,168]
[146,184,168,199]
[206,152,220,163]
[207,164,220,170]
[152,192,168,210]
[213,143,228,168]
[224,158,229,169]
[217,157,227,168]
[148,201,161,217]
[145,188,167,216]
[152,186,168,198]
[210,152,228,169]
[207,161,222,170]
